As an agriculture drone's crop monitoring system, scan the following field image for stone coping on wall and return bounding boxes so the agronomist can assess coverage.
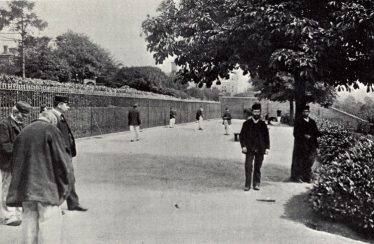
[0,82,219,104]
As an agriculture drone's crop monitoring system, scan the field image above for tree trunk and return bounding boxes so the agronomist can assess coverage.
[289,99,294,126]
[290,76,307,180]
[294,76,306,120]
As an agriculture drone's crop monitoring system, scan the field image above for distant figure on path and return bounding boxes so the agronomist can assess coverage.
[52,95,87,212]
[7,110,72,244]
[290,105,321,183]
[240,103,270,191]
[222,107,232,135]
[128,103,141,141]
[169,107,176,128]
[196,106,204,130]
[0,101,31,226]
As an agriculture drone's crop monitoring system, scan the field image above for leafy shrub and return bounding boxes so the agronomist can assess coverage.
[316,119,355,165]
[310,119,374,233]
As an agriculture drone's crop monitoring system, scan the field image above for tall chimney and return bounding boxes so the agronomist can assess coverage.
[3,45,8,54]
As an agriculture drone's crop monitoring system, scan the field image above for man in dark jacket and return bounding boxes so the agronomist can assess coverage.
[240,103,270,191]
[291,105,321,183]
[169,107,176,128]
[128,103,141,142]
[52,95,87,211]
[7,110,72,244]
[0,101,31,226]
[196,106,204,130]
[222,107,232,135]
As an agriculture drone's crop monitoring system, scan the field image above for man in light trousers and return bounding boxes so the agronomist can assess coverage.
[7,110,72,244]
[128,103,141,141]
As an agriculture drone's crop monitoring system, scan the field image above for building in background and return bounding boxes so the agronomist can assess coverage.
[0,45,17,66]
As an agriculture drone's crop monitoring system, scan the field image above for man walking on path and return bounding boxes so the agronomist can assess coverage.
[291,105,321,183]
[169,107,176,128]
[128,103,141,141]
[196,106,204,130]
[222,107,232,135]
[7,110,72,244]
[0,101,31,226]
[240,103,270,191]
[52,95,87,212]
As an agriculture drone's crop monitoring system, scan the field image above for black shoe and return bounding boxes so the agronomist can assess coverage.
[68,206,88,211]
[244,186,250,191]
[6,220,21,226]
[253,185,260,191]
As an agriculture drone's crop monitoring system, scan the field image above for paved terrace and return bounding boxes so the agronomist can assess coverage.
[0,119,369,244]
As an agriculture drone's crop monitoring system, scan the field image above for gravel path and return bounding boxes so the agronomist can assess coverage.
[0,119,369,243]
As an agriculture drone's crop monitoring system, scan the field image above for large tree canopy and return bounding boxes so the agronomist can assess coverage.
[55,31,118,81]
[143,0,374,115]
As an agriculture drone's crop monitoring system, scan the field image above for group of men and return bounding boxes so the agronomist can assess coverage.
[0,96,87,244]
[237,103,321,191]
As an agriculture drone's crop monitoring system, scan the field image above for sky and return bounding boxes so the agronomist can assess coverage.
[1,0,172,72]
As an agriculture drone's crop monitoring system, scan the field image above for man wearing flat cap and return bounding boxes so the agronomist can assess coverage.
[52,95,87,211]
[291,105,321,183]
[240,103,270,191]
[128,103,141,142]
[0,101,31,226]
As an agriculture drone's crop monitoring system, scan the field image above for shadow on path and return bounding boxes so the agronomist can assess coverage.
[282,191,373,243]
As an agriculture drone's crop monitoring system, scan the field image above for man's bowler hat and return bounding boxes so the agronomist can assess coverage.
[54,95,69,104]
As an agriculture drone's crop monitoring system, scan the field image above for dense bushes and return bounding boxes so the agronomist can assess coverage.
[310,119,374,233]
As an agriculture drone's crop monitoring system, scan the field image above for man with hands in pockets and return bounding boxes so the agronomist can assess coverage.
[240,103,270,191]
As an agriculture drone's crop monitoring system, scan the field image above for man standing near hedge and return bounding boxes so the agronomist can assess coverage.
[291,105,321,183]
[128,103,141,142]
[0,101,31,226]
[52,95,88,211]
[240,103,270,191]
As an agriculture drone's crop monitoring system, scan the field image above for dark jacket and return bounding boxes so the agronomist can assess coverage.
[0,116,24,171]
[240,118,270,154]
[170,110,176,119]
[56,114,76,158]
[293,117,321,151]
[222,111,232,125]
[128,108,141,126]
[196,110,203,120]
[7,120,72,207]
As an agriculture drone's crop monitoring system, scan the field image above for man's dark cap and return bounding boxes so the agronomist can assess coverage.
[54,95,69,104]
[133,103,138,107]
[303,105,310,111]
[252,103,261,110]
[15,101,31,114]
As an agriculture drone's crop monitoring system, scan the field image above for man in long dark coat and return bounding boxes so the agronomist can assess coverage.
[128,103,141,141]
[240,103,270,191]
[290,105,321,183]
[0,101,31,226]
[52,95,87,211]
[7,110,72,244]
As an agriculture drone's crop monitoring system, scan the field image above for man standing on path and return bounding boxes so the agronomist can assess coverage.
[169,107,176,128]
[0,101,31,226]
[290,105,321,183]
[222,107,232,135]
[128,103,141,142]
[196,106,204,130]
[7,110,72,244]
[240,103,270,191]
[52,95,87,212]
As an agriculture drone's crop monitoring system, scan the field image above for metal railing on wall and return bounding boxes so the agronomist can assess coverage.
[0,83,221,138]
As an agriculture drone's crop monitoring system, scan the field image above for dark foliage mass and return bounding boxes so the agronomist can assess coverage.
[310,119,374,234]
